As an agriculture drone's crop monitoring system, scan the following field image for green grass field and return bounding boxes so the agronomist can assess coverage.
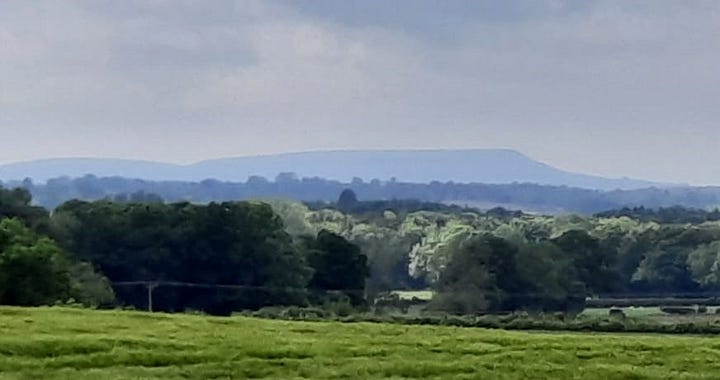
[2,307,720,379]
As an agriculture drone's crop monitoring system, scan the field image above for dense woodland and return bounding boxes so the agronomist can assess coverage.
[6,174,720,213]
[5,185,720,316]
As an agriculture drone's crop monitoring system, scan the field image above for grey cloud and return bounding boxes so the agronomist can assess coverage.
[1,1,719,184]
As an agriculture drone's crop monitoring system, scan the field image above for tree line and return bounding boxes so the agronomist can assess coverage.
[269,193,720,314]
[6,184,720,316]
[0,187,368,315]
[8,173,720,213]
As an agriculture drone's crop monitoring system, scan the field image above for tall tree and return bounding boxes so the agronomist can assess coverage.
[304,230,369,305]
[0,218,71,306]
[687,242,720,289]
[51,200,312,314]
[337,189,359,212]
[552,229,621,294]
[633,249,697,292]
[432,234,517,313]
[0,187,49,232]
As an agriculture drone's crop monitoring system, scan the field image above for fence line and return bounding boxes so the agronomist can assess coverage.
[108,280,720,312]
[110,281,363,312]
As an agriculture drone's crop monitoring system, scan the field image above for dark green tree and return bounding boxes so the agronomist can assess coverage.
[304,230,369,305]
[552,229,621,294]
[514,242,585,312]
[337,189,358,212]
[50,200,312,314]
[0,187,49,232]
[432,234,517,314]
[433,234,586,314]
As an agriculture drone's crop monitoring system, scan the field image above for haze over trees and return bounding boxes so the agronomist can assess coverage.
[6,174,720,214]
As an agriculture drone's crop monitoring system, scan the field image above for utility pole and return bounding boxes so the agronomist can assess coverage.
[147,282,158,312]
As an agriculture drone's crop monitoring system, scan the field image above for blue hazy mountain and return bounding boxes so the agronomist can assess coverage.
[0,149,663,190]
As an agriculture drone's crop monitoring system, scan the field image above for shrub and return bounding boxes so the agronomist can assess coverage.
[254,306,285,319]
[323,300,355,317]
[68,262,116,308]
[609,307,626,319]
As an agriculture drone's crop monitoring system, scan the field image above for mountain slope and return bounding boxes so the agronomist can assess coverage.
[0,149,662,190]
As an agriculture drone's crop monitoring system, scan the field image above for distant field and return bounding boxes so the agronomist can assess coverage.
[390,290,434,301]
[2,307,720,379]
[582,306,668,318]
[583,306,720,323]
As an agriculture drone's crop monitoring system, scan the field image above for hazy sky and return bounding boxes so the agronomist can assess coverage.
[1,1,719,184]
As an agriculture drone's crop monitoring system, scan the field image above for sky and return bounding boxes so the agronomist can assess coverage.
[1,0,719,184]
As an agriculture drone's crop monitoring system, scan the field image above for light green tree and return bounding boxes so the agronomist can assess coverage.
[687,241,720,289]
[0,218,71,306]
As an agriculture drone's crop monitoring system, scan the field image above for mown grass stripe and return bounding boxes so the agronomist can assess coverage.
[1,307,720,379]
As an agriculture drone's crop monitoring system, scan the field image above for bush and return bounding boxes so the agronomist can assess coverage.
[609,307,626,319]
[323,300,355,317]
[282,306,328,320]
[254,306,285,319]
[68,262,116,307]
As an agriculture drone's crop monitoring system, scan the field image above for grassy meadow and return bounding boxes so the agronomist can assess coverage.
[1,307,720,379]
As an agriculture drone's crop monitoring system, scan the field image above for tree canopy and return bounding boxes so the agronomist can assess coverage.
[5,183,720,316]
[0,218,71,306]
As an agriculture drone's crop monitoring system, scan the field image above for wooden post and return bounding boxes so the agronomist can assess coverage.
[147,282,158,312]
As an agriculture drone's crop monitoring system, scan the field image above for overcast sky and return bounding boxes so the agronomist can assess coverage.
[1,1,719,184]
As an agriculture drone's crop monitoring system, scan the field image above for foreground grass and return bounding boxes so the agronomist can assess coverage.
[1,308,720,379]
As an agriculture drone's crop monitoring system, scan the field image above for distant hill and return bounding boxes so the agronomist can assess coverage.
[0,149,665,191]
